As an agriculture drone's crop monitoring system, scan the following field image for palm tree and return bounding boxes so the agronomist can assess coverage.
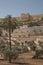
[3,15,18,63]
[3,15,17,31]
[0,15,18,63]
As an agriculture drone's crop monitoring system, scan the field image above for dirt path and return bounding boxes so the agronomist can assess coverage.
[0,52,43,65]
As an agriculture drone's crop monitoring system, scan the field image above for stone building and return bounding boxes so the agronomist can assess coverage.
[20,13,32,21]
[16,13,32,21]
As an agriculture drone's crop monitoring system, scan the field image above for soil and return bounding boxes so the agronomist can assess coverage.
[0,51,43,65]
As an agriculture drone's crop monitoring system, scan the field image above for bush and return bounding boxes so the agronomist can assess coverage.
[32,50,43,59]
[3,45,19,60]
[22,46,28,53]
[27,41,36,51]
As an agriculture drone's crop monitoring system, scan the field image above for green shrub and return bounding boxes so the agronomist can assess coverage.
[3,45,19,60]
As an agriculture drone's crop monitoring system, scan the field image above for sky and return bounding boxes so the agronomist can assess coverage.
[0,0,43,18]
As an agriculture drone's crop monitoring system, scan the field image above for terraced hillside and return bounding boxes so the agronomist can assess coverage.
[11,25,43,42]
[1,25,43,43]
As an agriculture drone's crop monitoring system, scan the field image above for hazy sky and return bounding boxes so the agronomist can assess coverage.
[0,0,43,18]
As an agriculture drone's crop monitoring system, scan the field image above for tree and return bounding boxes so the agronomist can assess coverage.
[2,15,18,63]
[0,15,19,63]
[3,15,17,32]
